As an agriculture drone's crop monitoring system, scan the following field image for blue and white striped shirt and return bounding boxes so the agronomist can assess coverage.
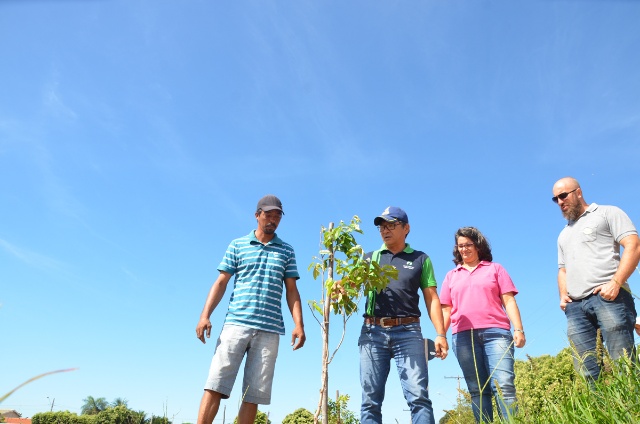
[218,231,299,335]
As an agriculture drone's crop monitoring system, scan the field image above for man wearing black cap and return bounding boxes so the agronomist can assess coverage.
[359,206,448,424]
[195,195,306,424]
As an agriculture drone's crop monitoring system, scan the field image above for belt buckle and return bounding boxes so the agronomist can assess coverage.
[379,317,395,328]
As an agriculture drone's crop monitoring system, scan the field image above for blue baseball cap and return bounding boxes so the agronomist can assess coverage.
[373,206,409,226]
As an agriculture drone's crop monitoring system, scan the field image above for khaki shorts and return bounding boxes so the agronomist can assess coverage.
[204,324,280,404]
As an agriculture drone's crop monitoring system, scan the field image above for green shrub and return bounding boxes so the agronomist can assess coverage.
[32,411,96,424]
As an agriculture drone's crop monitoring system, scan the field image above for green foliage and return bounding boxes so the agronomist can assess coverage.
[441,346,640,423]
[94,406,147,424]
[308,216,398,317]
[513,348,577,421]
[32,411,96,424]
[148,416,170,424]
[327,394,359,424]
[32,404,168,424]
[111,398,129,408]
[282,408,315,424]
[438,390,474,424]
[232,410,270,424]
[315,394,359,424]
[81,396,109,415]
[513,352,640,424]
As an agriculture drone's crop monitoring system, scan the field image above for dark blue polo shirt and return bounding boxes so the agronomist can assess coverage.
[364,243,437,318]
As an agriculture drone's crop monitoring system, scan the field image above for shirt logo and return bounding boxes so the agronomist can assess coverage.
[403,261,414,270]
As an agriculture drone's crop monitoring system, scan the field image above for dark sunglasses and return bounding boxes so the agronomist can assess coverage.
[552,188,578,204]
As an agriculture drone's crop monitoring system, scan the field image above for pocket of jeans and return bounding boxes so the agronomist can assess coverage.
[600,293,617,303]
[401,322,421,332]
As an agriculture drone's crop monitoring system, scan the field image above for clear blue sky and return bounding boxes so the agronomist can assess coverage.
[2,1,640,423]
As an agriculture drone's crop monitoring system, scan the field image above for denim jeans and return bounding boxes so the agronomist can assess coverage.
[452,328,516,423]
[359,322,434,424]
[565,289,637,381]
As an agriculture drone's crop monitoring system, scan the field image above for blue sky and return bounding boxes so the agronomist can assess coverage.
[2,1,640,423]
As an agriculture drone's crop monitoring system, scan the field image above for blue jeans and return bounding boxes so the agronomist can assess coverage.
[565,289,637,381]
[359,322,434,424]
[452,328,516,423]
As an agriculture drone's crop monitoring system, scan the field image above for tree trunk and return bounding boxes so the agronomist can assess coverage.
[320,222,335,424]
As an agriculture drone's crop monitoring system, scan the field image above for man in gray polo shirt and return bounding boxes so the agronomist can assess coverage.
[552,177,640,381]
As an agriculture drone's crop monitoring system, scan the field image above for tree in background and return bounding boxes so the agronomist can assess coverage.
[233,410,270,424]
[149,415,171,424]
[32,411,95,424]
[81,396,109,415]
[327,394,358,424]
[308,217,397,424]
[111,398,129,408]
[94,405,146,424]
[438,390,474,424]
[282,408,315,424]
[513,348,577,422]
[439,348,578,423]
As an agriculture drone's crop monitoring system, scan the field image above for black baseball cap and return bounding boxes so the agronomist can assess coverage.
[256,195,284,214]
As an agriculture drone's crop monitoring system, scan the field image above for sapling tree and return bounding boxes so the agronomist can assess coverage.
[308,216,398,424]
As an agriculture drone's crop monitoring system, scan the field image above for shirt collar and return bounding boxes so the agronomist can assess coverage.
[455,260,490,271]
[569,202,598,224]
[379,242,414,254]
[249,230,283,245]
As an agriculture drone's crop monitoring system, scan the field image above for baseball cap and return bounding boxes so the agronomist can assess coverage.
[256,194,284,214]
[373,206,408,226]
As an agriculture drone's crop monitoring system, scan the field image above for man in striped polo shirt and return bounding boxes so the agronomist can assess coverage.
[195,195,306,424]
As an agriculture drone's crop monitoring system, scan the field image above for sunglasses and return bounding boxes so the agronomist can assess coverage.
[552,188,578,204]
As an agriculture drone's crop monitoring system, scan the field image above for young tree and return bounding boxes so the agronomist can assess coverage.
[308,217,397,424]
[327,394,358,424]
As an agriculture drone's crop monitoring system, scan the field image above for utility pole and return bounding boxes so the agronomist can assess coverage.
[445,376,464,419]
[336,390,341,424]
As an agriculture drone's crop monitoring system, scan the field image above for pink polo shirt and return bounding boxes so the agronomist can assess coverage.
[439,261,518,334]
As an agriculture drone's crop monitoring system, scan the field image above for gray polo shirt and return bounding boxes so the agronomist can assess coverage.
[558,203,637,300]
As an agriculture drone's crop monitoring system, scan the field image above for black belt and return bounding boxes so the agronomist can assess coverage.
[364,316,420,327]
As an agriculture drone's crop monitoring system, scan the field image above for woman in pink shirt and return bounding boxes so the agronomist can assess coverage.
[440,227,525,423]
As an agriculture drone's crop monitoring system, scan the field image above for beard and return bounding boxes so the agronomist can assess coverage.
[563,202,584,222]
[263,223,277,234]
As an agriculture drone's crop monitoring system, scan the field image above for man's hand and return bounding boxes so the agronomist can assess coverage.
[291,326,306,350]
[196,317,212,344]
[434,335,448,360]
[330,279,347,300]
[559,294,573,311]
[592,279,621,301]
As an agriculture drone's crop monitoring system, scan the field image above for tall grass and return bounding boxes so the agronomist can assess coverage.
[511,354,640,424]
[443,339,639,423]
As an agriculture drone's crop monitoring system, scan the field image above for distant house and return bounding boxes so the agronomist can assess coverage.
[0,411,31,424]
[0,410,21,419]
[5,418,32,424]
